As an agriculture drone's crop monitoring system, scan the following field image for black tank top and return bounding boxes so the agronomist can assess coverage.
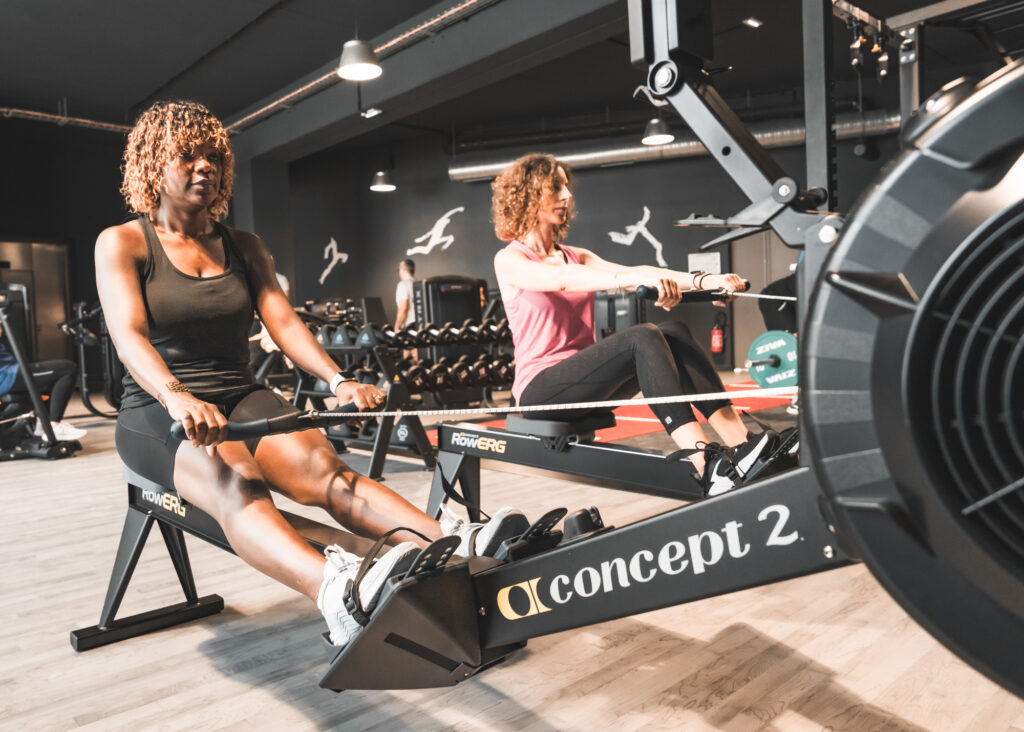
[119,215,257,409]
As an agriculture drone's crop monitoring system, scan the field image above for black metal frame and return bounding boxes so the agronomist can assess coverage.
[71,467,376,652]
[426,420,705,523]
[0,287,81,459]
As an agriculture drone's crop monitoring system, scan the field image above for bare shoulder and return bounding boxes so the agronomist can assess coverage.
[494,245,525,265]
[95,220,146,264]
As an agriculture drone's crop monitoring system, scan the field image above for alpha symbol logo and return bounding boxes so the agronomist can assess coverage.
[496,577,551,620]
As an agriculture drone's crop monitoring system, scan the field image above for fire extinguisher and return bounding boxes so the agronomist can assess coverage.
[710,312,727,355]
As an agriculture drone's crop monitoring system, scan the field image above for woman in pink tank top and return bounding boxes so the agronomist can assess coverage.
[492,154,775,497]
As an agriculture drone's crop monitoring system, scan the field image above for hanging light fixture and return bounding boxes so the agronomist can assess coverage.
[337,39,382,81]
[641,117,674,146]
[369,170,396,192]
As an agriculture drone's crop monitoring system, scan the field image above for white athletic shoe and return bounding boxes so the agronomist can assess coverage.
[439,504,530,557]
[732,431,774,478]
[317,541,419,647]
[34,419,87,442]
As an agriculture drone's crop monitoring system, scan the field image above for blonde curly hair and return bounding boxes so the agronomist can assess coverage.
[491,153,575,242]
[121,100,234,220]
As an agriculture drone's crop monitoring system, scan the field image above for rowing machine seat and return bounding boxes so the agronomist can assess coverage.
[504,410,615,438]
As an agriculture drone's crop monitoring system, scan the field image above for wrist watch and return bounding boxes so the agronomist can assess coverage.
[329,370,356,393]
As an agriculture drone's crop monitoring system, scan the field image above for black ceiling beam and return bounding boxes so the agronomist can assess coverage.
[229,0,626,163]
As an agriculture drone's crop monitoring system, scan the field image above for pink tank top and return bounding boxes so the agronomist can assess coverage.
[502,241,595,402]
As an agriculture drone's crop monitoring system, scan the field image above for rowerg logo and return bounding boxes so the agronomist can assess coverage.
[140,488,188,518]
[449,431,508,454]
[496,504,799,620]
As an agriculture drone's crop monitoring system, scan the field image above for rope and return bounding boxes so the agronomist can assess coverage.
[312,386,798,421]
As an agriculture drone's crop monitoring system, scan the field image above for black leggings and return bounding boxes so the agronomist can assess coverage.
[9,359,77,421]
[519,321,731,431]
[115,386,299,488]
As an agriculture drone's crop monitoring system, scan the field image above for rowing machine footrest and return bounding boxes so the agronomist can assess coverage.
[494,507,567,561]
[504,411,616,449]
[562,506,613,544]
[404,535,462,580]
[742,427,800,484]
[319,561,514,690]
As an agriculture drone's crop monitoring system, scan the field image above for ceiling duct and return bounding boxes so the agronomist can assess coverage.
[449,108,900,182]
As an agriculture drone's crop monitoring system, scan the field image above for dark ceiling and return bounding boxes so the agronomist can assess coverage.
[3,0,1023,152]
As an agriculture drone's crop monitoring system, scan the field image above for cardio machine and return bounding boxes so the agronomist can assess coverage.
[320,3,1024,695]
[73,1,1024,700]
[0,286,81,460]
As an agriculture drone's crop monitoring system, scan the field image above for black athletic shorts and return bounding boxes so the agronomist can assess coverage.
[115,385,299,488]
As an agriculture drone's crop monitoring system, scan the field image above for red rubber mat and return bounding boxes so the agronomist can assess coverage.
[424,381,790,445]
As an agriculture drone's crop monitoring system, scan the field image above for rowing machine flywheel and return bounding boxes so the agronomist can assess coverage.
[803,59,1024,697]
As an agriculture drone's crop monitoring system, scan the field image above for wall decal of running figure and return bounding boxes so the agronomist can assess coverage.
[318,237,349,285]
[407,206,465,256]
[608,206,667,267]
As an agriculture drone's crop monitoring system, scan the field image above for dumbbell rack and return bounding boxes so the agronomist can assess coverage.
[292,345,436,479]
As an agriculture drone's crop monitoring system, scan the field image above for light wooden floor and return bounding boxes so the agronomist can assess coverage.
[2,403,1023,731]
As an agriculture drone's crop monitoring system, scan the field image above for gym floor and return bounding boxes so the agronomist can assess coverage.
[4,395,1023,731]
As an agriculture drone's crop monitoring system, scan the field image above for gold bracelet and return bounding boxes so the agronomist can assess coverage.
[166,381,191,393]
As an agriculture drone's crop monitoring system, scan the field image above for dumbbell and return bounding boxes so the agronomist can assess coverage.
[468,353,494,386]
[457,319,483,344]
[398,359,428,393]
[449,355,474,388]
[395,323,423,348]
[434,321,461,345]
[477,317,498,343]
[489,354,515,386]
[426,357,453,391]
[494,318,512,343]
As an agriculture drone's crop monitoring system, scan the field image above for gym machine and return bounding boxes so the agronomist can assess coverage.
[73,1,1024,701]
[0,287,81,460]
[325,2,1024,695]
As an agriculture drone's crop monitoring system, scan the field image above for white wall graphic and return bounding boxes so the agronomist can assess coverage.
[608,206,667,267]
[318,237,349,285]
[407,206,465,256]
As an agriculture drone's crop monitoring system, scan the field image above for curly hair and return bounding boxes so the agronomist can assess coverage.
[491,153,575,243]
[121,100,234,220]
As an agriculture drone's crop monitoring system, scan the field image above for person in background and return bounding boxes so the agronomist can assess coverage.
[491,153,775,497]
[394,258,416,330]
[0,321,87,442]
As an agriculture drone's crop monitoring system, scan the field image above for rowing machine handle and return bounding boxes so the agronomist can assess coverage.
[169,402,361,440]
[635,279,750,303]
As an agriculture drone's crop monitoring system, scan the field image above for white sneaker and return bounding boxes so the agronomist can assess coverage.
[34,419,87,442]
[439,504,530,557]
[316,541,419,647]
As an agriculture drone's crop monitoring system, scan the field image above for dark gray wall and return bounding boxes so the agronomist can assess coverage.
[287,130,900,336]
[0,119,128,305]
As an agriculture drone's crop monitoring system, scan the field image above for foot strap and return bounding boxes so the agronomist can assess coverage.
[343,526,431,627]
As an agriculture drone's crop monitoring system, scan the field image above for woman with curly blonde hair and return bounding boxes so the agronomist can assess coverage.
[96,100,526,648]
[492,153,774,497]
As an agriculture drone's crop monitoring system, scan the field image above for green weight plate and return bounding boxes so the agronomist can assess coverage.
[746,330,798,388]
